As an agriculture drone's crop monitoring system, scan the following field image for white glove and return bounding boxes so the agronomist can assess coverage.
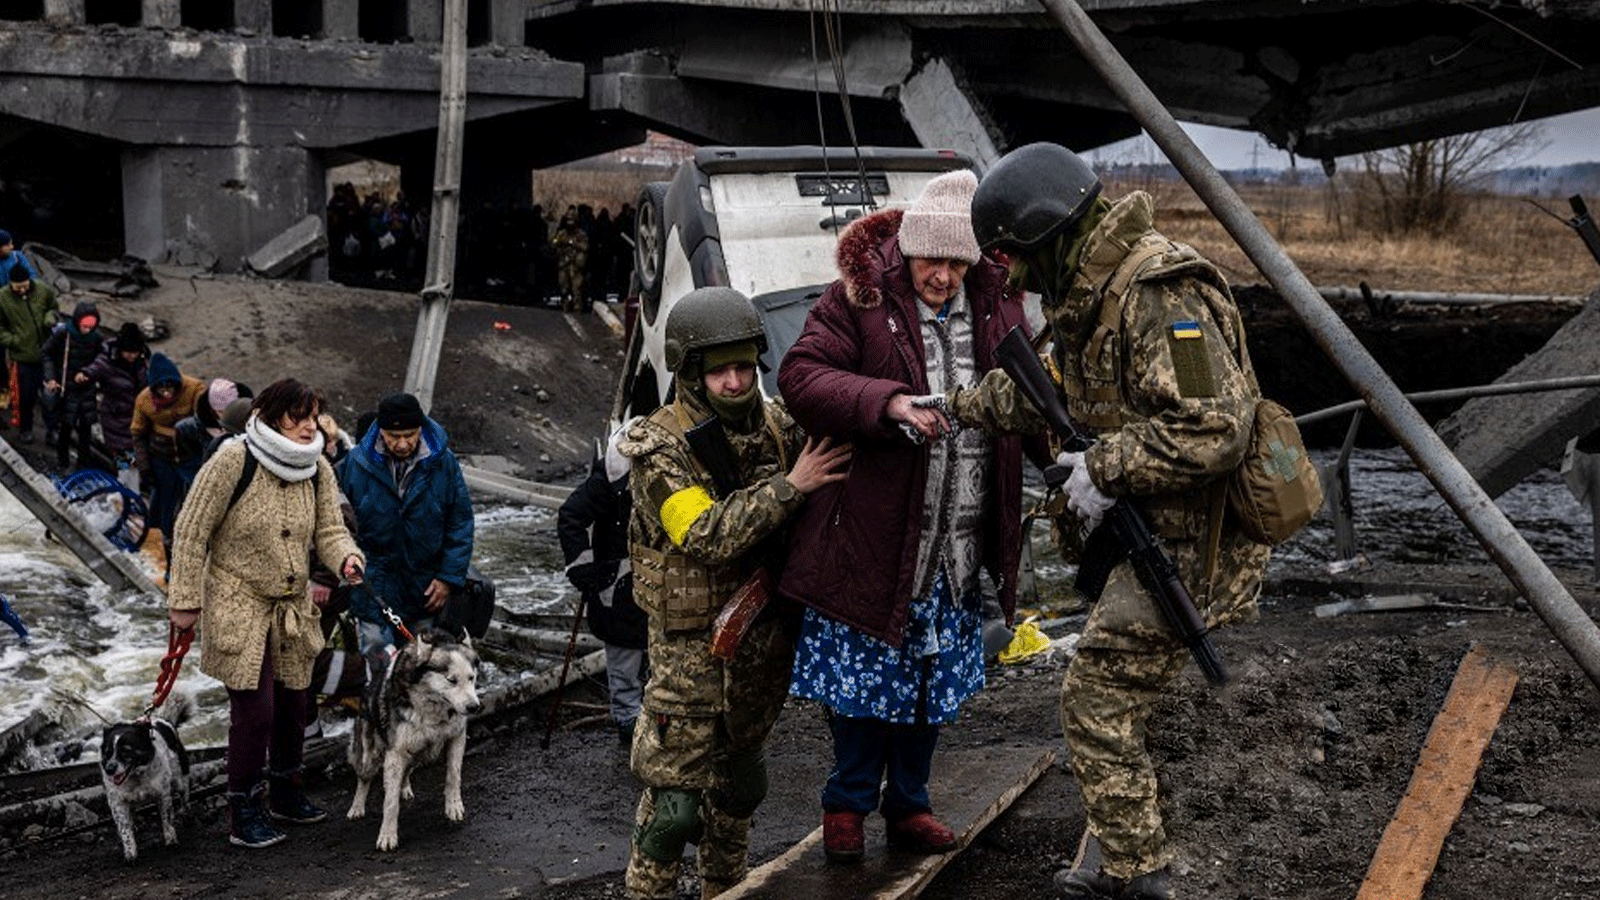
[1057,451,1115,529]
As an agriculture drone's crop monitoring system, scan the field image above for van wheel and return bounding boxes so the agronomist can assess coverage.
[635,182,670,325]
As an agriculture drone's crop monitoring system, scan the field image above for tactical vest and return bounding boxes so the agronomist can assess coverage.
[630,402,790,633]
[1056,234,1254,542]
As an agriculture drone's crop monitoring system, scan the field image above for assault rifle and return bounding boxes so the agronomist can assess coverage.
[994,325,1228,686]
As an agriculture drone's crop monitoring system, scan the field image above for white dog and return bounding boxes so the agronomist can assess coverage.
[99,695,191,862]
[346,628,482,851]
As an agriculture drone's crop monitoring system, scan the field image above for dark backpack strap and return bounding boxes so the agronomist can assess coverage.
[226,451,258,516]
[223,449,326,518]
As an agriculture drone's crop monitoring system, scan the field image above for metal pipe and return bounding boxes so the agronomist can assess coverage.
[404,0,469,412]
[1037,0,1600,692]
[1316,286,1584,308]
[1297,374,1600,427]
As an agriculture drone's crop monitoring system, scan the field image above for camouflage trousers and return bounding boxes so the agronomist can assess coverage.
[1060,537,1263,881]
[559,262,585,309]
[624,626,791,899]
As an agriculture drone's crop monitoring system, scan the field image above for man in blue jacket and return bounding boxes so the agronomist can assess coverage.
[339,392,475,666]
[0,230,39,286]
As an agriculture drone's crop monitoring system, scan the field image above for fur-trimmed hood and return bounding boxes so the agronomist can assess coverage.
[833,207,1021,310]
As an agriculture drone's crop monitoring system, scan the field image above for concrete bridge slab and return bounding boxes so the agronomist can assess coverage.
[1435,288,1600,499]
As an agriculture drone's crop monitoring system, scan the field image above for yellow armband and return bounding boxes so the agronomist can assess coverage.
[660,485,714,547]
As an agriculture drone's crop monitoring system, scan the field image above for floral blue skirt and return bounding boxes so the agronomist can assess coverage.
[789,574,985,725]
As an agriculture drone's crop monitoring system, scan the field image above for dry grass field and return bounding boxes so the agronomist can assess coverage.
[529,164,1600,298]
[1115,174,1600,298]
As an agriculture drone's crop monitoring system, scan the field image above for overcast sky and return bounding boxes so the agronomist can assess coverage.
[1090,106,1600,171]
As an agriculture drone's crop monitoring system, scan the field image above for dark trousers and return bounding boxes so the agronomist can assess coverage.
[148,456,196,549]
[226,646,309,793]
[822,713,940,822]
[54,394,96,468]
[12,360,41,431]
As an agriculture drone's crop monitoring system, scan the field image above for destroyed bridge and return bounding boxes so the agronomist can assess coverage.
[0,0,1595,272]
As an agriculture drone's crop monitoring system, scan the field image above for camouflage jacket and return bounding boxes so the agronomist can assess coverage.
[620,392,808,715]
[955,191,1269,621]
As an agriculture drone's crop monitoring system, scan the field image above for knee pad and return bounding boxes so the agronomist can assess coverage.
[636,788,701,862]
[711,748,768,819]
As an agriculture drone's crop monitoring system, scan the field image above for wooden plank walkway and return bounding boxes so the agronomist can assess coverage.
[722,743,1057,900]
[1355,645,1520,900]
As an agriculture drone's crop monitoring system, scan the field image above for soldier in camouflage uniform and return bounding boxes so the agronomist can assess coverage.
[947,143,1271,900]
[619,286,850,900]
[553,208,589,312]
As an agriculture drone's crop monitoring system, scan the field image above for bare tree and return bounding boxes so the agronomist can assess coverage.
[1351,123,1546,235]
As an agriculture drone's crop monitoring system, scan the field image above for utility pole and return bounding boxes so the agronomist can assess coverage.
[404,0,468,412]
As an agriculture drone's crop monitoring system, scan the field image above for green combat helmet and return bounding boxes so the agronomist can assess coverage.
[972,142,1102,251]
[663,286,767,377]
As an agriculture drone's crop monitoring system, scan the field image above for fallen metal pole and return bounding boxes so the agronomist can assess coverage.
[404,0,469,412]
[1038,0,1600,692]
[1297,374,1600,428]
[1317,286,1584,308]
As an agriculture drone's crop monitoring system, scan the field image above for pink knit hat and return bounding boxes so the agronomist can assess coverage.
[207,378,240,415]
[897,169,981,264]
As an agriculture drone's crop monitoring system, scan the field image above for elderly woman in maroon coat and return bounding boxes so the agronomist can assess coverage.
[778,169,1034,863]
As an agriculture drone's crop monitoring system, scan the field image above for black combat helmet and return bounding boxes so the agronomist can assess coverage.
[663,286,767,376]
[972,142,1103,252]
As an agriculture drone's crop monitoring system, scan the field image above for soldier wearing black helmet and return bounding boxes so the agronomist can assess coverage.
[951,142,1271,900]
[618,286,851,900]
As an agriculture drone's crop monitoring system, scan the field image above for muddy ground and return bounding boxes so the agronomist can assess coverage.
[3,271,1599,898]
[4,559,1599,900]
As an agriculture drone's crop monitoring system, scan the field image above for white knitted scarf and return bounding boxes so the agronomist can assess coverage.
[244,414,325,483]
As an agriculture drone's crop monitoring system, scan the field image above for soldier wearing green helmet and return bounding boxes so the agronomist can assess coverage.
[949,142,1272,900]
[618,287,852,899]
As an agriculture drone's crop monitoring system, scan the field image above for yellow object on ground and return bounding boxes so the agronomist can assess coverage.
[998,620,1052,665]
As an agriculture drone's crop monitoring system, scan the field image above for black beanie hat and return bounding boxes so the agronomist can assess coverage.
[376,392,425,430]
[115,322,147,354]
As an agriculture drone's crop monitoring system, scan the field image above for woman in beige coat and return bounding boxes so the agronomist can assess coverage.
[168,378,363,849]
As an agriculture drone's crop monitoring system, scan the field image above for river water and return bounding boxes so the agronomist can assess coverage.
[1,447,1593,772]
[0,492,580,769]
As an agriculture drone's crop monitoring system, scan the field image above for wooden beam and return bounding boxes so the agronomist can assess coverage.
[0,439,162,595]
[721,744,1057,900]
[1355,645,1519,900]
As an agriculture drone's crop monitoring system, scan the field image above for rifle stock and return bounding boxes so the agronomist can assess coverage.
[994,325,1228,686]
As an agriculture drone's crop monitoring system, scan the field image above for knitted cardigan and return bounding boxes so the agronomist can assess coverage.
[167,439,361,691]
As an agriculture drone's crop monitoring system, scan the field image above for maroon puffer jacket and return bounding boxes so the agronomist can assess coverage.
[777,208,1029,647]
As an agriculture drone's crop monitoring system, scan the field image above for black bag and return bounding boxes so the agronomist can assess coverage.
[38,383,61,415]
[439,566,495,640]
[310,611,366,701]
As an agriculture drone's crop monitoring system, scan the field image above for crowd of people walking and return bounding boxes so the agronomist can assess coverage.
[325,184,635,310]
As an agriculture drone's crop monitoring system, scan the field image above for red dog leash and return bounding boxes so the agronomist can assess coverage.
[144,622,194,719]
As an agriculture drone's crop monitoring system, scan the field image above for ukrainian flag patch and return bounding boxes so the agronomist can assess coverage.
[1172,320,1202,340]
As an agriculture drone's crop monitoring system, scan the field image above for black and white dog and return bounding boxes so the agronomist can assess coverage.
[99,694,191,862]
[346,628,481,851]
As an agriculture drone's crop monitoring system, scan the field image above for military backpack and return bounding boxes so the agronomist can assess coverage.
[1096,236,1323,546]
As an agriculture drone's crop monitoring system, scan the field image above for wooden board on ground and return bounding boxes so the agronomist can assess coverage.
[1355,645,1519,900]
[722,743,1057,900]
